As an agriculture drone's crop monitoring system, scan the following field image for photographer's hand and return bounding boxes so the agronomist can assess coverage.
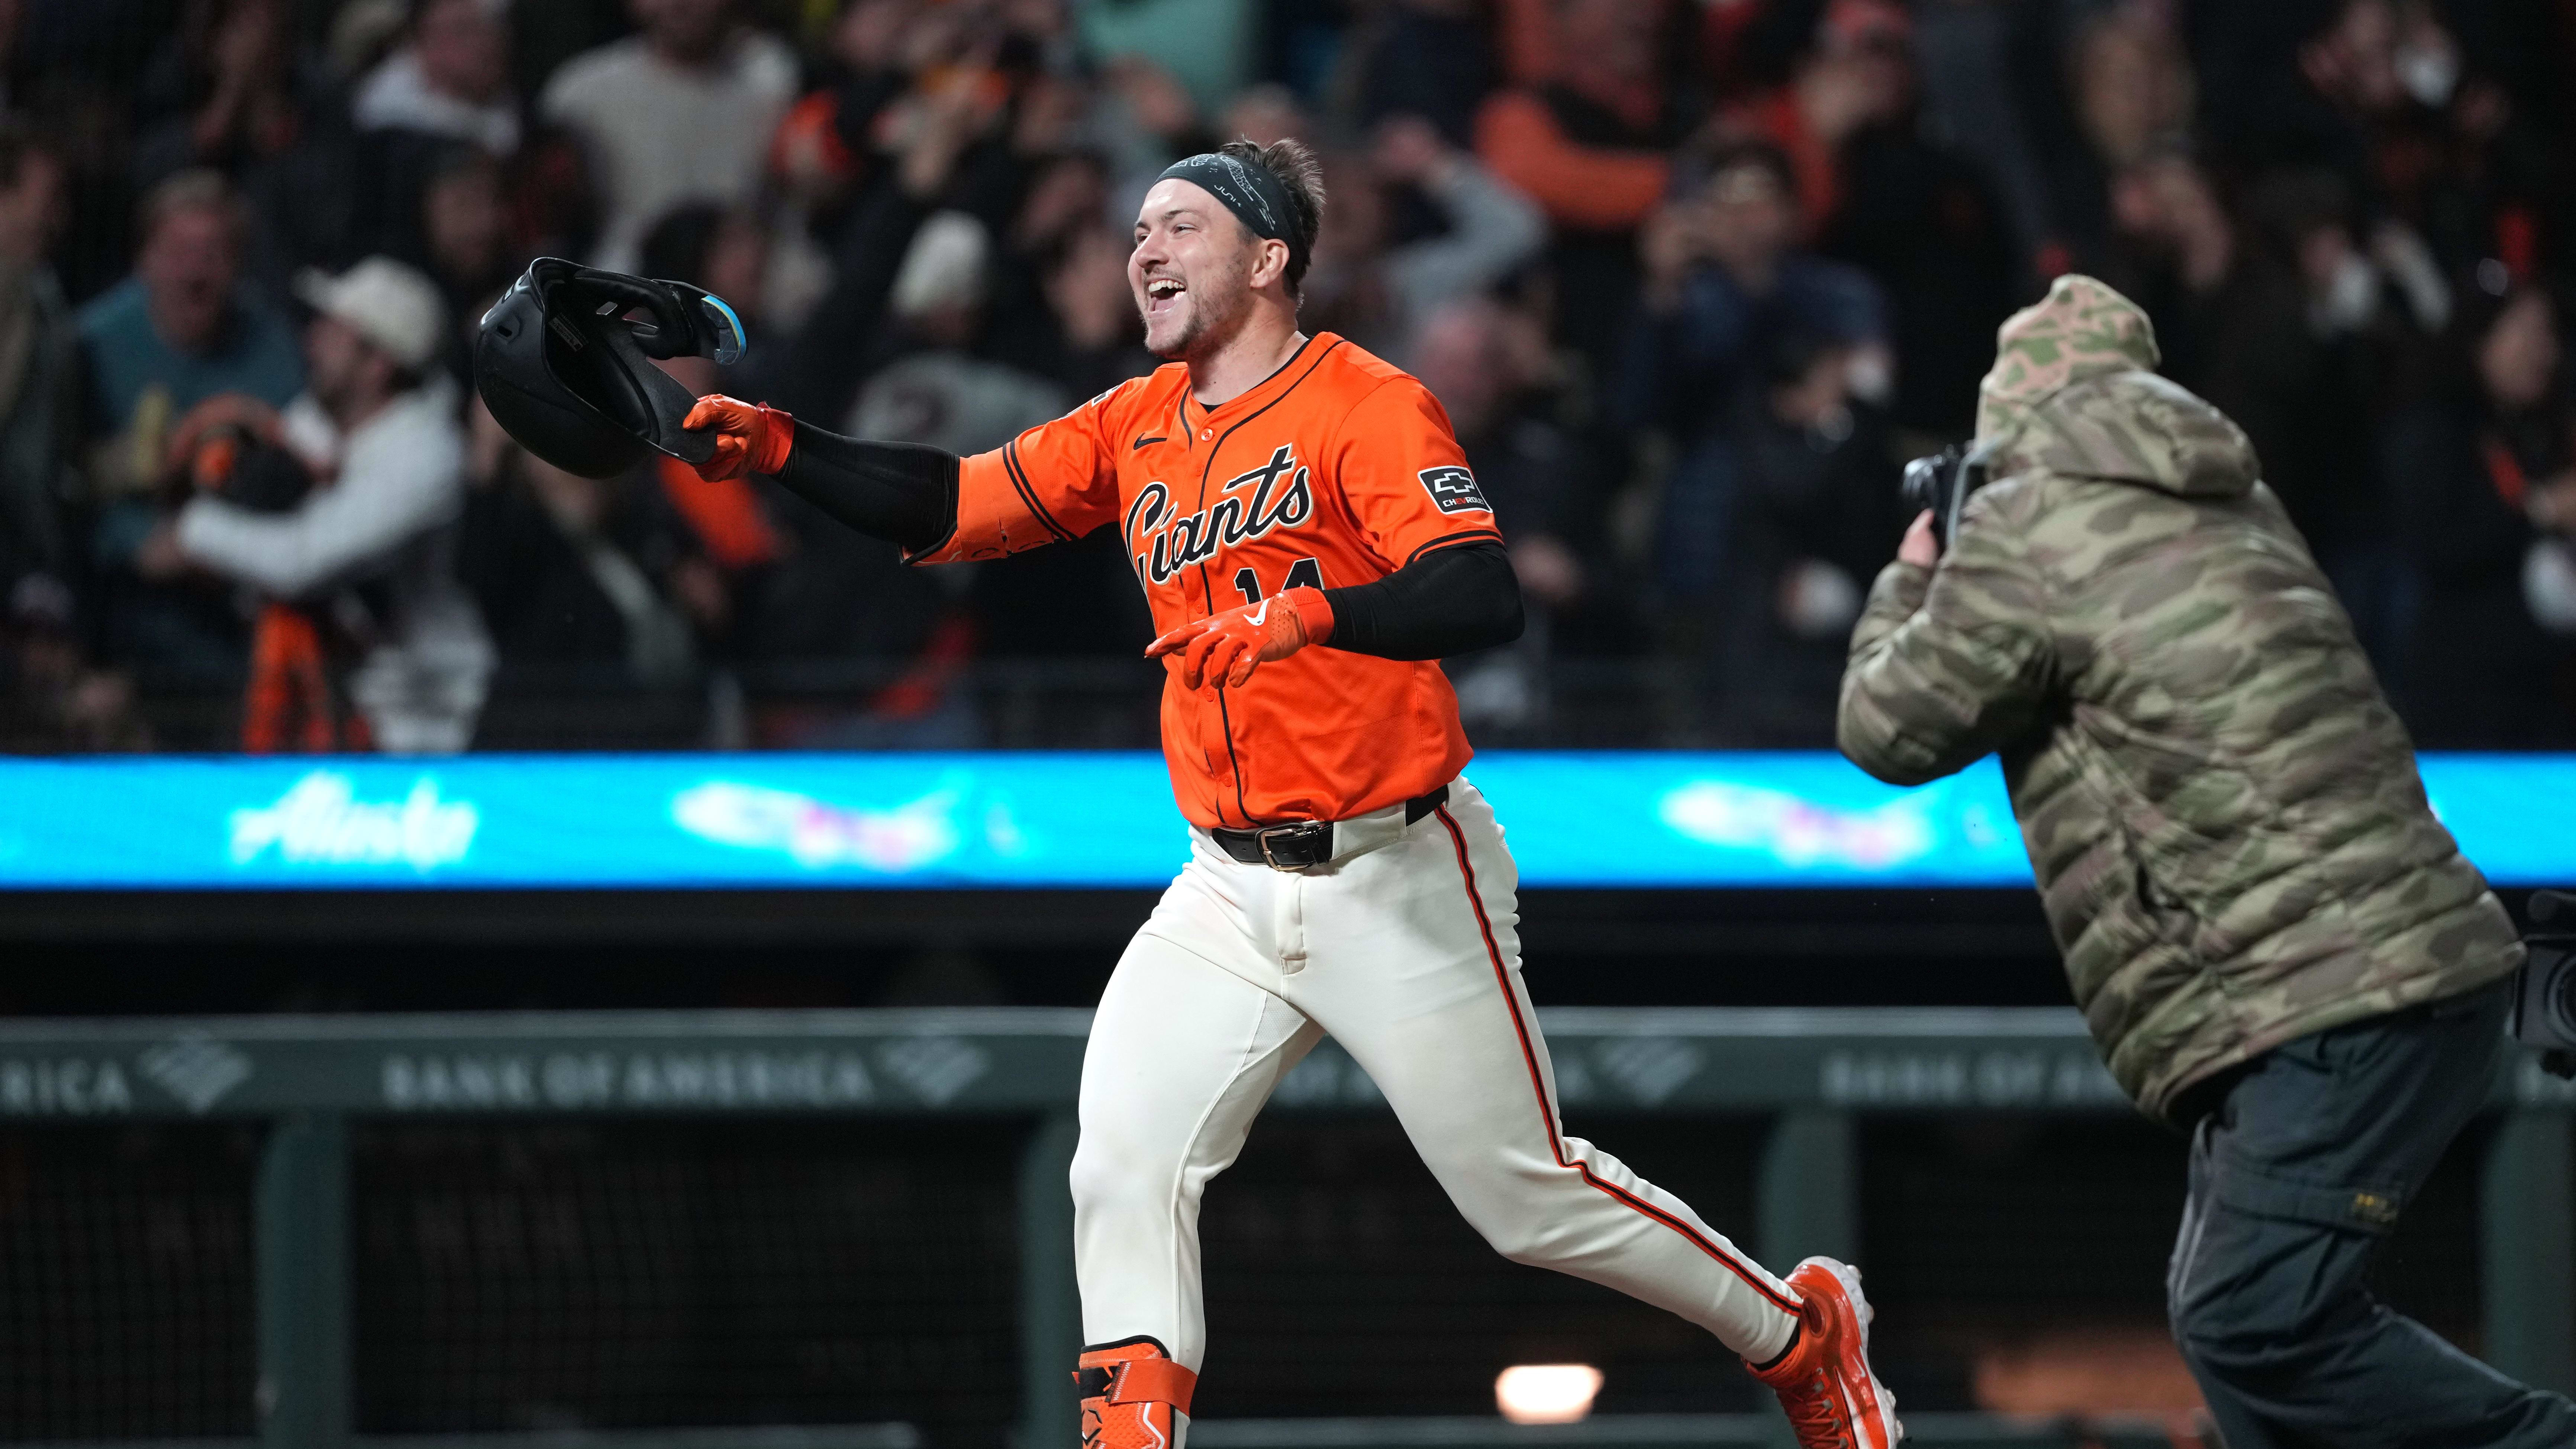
[1898,510,1939,567]
[1840,500,2051,788]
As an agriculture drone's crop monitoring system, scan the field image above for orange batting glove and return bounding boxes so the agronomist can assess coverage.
[1146,586,1334,689]
[682,395,795,482]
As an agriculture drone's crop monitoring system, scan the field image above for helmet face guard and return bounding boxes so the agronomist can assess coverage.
[474,258,747,477]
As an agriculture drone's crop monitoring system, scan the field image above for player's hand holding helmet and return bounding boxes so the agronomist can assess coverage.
[1147,587,1334,689]
[681,395,794,482]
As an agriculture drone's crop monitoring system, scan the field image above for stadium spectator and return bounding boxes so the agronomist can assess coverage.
[2067,4,2197,179]
[1348,0,1498,148]
[321,0,409,87]
[1371,116,1545,365]
[1713,328,1905,745]
[729,78,974,681]
[79,169,303,677]
[2210,0,2423,204]
[1909,0,2058,273]
[129,0,368,297]
[976,150,1119,395]
[2203,0,2529,279]
[130,0,308,184]
[79,171,302,477]
[1474,0,1680,368]
[2100,151,2244,392]
[153,257,491,752]
[0,126,79,619]
[0,122,126,755]
[1474,0,1674,228]
[539,0,798,274]
[1077,0,1254,123]
[848,210,1064,457]
[1038,222,1158,403]
[1301,118,1545,366]
[1619,143,1886,608]
[1415,299,1572,551]
[961,206,1160,680]
[1985,0,2184,280]
[1221,84,1306,153]
[1091,57,1204,197]
[763,51,989,425]
[2,0,2572,752]
[1732,0,2020,434]
[0,583,154,752]
[763,0,899,222]
[412,145,518,385]
[460,449,703,684]
[1718,0,1912,238]
[2389,280,2576,748]
[619,206,789,660]
[638,202,776,394]
[2192,171,2445,677]
[1412,295,1599,734]
[352,0,520,156]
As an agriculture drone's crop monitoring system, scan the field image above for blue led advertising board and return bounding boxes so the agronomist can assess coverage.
[0,753,2564,891]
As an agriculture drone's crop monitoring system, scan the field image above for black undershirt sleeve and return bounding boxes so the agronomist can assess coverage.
[768,419,959,556]
[768,425,1515,655]
[1320,540,1524,661]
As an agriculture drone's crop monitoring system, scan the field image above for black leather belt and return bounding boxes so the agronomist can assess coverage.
[1210,785,1450,870]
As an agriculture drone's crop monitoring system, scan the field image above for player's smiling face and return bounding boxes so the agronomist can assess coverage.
[1131,178,1258,361]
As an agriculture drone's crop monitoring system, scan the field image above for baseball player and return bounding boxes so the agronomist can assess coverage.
[681,141,1899,1449]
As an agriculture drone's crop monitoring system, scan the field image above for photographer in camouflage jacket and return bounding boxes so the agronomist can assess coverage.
[1839,274,2569,1446]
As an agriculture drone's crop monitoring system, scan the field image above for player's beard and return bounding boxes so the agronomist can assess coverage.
[1144,247,1255,363]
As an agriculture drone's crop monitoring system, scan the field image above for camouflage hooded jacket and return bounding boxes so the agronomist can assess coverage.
[1837,276,2522,1123]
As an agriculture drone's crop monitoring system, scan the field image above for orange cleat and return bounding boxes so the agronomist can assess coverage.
[1074,1336,1196,1449]
[1747,1257,1903,1449]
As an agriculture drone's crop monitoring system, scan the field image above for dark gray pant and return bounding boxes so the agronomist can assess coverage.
[2166,981,2576,1448]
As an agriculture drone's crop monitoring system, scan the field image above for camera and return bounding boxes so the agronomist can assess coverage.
[1900,440,1997,549]
[2508,889,2576,1076]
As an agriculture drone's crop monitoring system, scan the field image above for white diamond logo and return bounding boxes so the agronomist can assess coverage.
[138,1036,254,1115]
[1594,1038,1705,1107]
[878,1036,990,1106]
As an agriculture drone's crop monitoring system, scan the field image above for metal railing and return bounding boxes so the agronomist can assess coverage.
[4,1007,2569,1449]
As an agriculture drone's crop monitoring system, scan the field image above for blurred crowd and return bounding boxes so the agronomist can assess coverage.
[1,0,2574,753]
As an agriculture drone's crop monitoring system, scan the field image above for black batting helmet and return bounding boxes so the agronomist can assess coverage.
[473,257,746,478]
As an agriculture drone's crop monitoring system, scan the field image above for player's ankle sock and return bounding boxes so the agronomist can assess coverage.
[1750,1322,1802,1373]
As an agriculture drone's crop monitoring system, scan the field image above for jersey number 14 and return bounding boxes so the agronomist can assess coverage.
[1234,557,1323,605]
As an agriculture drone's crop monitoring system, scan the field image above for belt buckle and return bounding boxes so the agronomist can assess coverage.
[1254,822,1320,872]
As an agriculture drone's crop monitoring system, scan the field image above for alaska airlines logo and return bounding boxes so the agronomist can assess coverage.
[229,772,478,871]
[1125,445,1314,586]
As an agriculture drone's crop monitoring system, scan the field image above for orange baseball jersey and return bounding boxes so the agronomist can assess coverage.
[911,334,1503,829]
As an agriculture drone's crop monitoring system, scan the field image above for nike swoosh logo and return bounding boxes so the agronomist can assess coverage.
[1132,435,1166,450]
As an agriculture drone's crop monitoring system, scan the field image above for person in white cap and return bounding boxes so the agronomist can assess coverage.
[844,211,1067,457]
[165,255,492,752]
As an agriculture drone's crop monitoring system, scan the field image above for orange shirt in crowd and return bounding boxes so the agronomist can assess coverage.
[1474,90,1671,232]
[1725,87,1842,236]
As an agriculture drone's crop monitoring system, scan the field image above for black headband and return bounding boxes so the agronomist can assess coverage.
[1158,151,1305,274]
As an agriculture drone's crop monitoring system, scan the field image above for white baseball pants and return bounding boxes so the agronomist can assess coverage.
[1069,777,1801,1375]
